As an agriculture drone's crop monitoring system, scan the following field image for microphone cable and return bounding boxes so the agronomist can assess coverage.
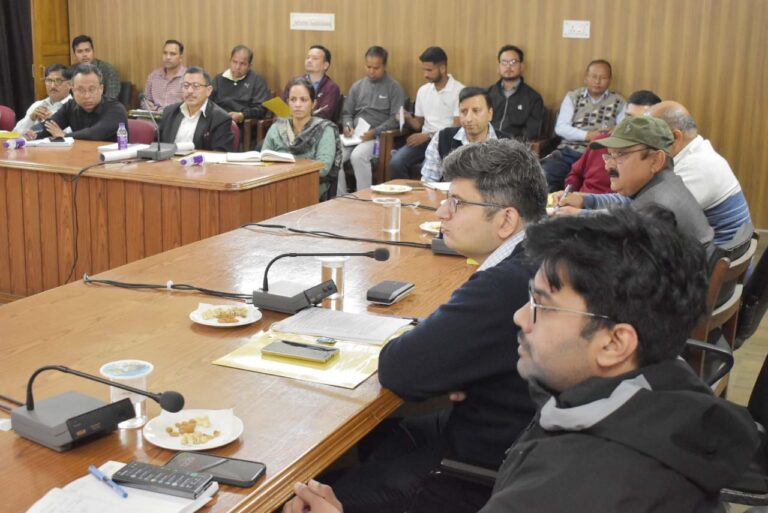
[240,222,432,249]
[336,193,438,211]
[82,273,252,301]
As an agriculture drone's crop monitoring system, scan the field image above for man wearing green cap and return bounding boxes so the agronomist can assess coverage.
[554,115,714,253]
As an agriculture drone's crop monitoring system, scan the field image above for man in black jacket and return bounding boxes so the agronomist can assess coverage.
[285,206,760,513]
[158,66,234,152]
[329,138,548,513]
[487,45,544,140]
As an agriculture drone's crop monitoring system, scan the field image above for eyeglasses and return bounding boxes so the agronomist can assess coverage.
[601,147,648,164]
[181,82,209,90]
[44,78,68,86]
[499,59,520,67]
[73,87,101,96]
[527,280,614,324]
[442,193,508,214]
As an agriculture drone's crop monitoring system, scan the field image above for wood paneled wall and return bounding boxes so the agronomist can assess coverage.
[67,0,767,227]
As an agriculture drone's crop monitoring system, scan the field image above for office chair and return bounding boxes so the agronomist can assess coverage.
[0,104,16,131]
[127,119,156,144]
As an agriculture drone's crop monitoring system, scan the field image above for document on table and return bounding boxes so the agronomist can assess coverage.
[25,461,218,513]
[340,118,371,146]
[271,307,412,345]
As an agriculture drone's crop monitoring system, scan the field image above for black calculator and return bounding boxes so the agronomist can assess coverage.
[112,461,215,499]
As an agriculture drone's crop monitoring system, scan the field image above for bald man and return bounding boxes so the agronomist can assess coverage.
[649,101,751,245]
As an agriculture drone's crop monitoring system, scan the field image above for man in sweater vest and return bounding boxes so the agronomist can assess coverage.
[541,59,625,192]
[421,87,511,182]
[324,139,547,513]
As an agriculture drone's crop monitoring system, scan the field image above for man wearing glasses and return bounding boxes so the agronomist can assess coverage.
[285,206,758,513]
[14,64,72,134]
[327,139,547,513]
[25,63,127,142]
[555,115,714,255]
[158,67,234,152]
[487,45,544,140]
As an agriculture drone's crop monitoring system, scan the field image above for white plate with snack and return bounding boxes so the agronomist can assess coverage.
[189,303,261,327]
[419,221,442,235]
[143,408,244,451]
[371,184,412,194]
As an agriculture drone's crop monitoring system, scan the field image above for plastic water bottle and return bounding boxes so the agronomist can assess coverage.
[3,138,26,149]
[116,122,128,150]
[373,136,380,158]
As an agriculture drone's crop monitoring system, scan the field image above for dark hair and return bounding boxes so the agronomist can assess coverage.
[45,63,70,79]
[459,86,492,109]
[443,139,547,224]
[309,44,331,65]
[524,205,708,366]
[419,46,447,65]
[586,59,612,77]
[71,63,103,84]
[497,44,525,62]
[627,90,661,106]
[286,77,316,102]
[365,46,388,65]
[231,44,254,64]
[71,34,94,51]
[184,66,212,86]
[164,39,184,55]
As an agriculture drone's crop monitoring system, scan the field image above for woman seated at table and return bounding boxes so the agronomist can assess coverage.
[262,77,342,201]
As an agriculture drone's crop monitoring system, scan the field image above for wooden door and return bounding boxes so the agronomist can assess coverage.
[30,0,70,99]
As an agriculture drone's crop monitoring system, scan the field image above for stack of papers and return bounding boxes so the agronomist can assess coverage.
[227,150,295,163]
[271,308,412,345]
[340,118,371,146]
[25,461,218,513]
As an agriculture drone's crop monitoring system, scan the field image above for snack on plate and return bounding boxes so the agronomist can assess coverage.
[202,306,249,324]
[165,415,221,445]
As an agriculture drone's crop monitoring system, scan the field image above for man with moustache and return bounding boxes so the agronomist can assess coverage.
[158,66,233,151]
[14,64,72,134]
[389,47,464,180]
[487,44,544,140]
[25,63,127,142]
[143,39,187,112]
[554,115,714,255]
[421,87,510,182]
[211,45,271,126]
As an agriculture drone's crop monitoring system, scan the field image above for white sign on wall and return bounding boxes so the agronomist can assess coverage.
[290,13,335,32]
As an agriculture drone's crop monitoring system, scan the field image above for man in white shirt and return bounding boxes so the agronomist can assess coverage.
[389,47,464,179]
[157,67,233,152]
[649,100,752,244]
[14,64,72,134]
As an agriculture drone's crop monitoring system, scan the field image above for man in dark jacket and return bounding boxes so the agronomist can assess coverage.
[328,138,548,513]
[284,206,759,513]
[158,66,234,152]
[487,44,544,140]
[211,45,270,125]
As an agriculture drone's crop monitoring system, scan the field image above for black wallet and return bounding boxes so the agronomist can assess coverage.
[367,280,415,305]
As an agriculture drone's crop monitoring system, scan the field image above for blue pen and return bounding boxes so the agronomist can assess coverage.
[88,464,128,498]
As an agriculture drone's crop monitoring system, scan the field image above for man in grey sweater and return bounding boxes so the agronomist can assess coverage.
[338,46,405,194]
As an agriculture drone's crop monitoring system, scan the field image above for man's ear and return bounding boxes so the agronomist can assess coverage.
[595,323,639,370]
[497,207,522,239]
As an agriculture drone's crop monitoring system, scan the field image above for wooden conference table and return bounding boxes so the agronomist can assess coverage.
[0,186,476,513]
[0,140,322,301]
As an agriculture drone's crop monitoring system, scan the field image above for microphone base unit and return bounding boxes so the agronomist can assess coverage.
[431,237,462,256]
[137,143,177,161]
[252,279,338,314]
[11,391,135,452]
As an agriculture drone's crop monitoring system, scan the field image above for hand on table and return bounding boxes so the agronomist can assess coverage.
[283,480,343,513]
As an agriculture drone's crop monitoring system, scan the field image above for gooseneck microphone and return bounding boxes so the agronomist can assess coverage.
[261,248,390,292]
[25,365,184,412]
[136,94,177,161]
[252,248,391,314]
[12,364,186,451]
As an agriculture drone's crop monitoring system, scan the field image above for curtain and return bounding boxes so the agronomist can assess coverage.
[0,0,34,119]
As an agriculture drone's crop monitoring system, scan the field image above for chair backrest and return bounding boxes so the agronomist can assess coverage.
[0,105,16,131]
[712,223,756,307]
[118,81,132,108]
[230,121,240,151]
[331,94,345,126]
[127,119,156,144]
[737,247,768,346]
